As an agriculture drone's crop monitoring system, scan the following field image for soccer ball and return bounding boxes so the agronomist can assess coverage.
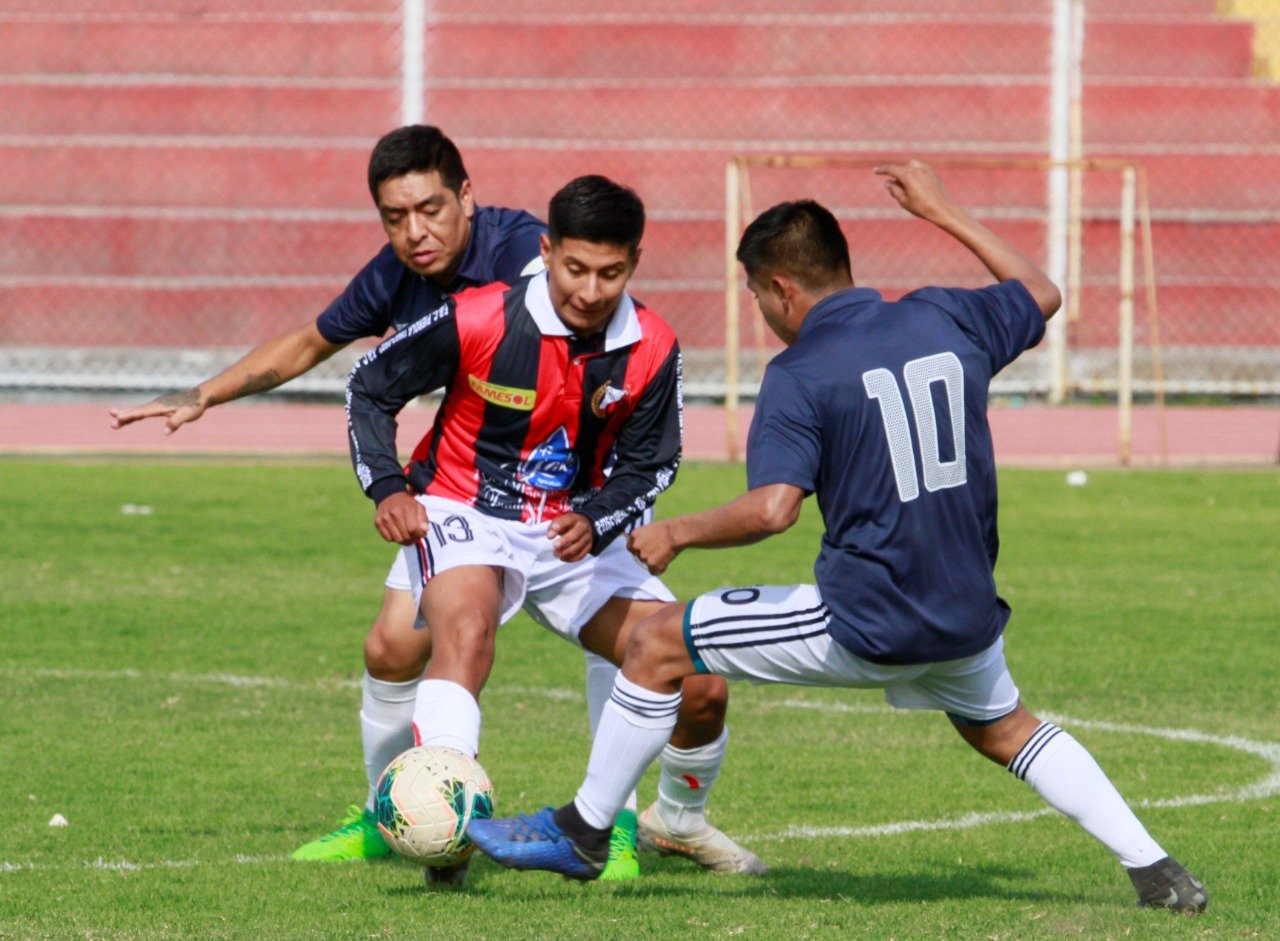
[373,746,494,866]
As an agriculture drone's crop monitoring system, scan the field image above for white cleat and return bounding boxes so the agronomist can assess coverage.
[636,803,767,875]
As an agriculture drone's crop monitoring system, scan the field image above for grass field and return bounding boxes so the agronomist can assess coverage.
[1,457,1277,940]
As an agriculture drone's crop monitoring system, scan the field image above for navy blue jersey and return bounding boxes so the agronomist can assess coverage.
[315,206,546,344]
[746,281,1045,665]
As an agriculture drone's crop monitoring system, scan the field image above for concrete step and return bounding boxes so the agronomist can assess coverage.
[1,81,398,137]
[0,213,387,278]
[429,0,1217,15]
[53,78,1247,148]
[1,16,1250,82]
[0,142,373,210]
[1085,18,1256,78]
[429,19,1252,81]
[1071,283,1280,346]
[7,75,1274,145]
[1084,81,1280,146]
[0,283,342,347]
[6,214,1272,288]
[2,142,1276,216]
[442,83,1054,146]
[0,17,397,78]
[0,1,394,11]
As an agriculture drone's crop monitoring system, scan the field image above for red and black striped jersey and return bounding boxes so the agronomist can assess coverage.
[346,273,683,553]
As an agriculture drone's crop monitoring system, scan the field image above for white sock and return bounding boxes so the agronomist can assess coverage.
[412,678,481,757]
[1009,722,1166,869]
[655,726,728,836]
[574,673,681,830]
[584,650,639,814]
[361,672,418,812]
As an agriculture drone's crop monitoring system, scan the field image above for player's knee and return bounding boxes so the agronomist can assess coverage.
[625,602,693,686]
[364,618,431,681]
[951,702,1038,765]
[429,610,497,668]
[677,673,728,726]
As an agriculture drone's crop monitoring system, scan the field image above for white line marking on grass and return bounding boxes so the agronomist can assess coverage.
[0,855,291,874]
[18,666,586,700]
[747,710,1280,843]
[11,668,1280,855]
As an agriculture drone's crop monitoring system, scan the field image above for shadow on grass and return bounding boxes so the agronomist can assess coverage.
[382,855,1087,907]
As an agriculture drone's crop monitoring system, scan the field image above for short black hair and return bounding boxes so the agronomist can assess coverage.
[547,175,645,255]
[367,125,469,204]
[736,199,852,291]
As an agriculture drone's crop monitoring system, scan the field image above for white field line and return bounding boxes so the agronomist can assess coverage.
[7,667,1279,868]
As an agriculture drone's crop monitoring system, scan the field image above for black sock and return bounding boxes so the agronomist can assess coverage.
[553,802,611,858]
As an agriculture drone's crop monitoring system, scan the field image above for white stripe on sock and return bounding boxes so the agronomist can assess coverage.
[575,674,680,830]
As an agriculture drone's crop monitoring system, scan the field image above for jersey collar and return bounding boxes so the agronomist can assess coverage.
[524,271,642,351]
[799,287,883,338]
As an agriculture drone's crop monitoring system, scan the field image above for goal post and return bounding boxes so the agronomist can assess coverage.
[724,154,1166,464]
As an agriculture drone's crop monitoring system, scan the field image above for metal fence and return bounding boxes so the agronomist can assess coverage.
[1,0,1277,400]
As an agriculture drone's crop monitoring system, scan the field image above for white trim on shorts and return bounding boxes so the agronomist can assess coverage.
[684,583,1020,722]
[398,495,673,643]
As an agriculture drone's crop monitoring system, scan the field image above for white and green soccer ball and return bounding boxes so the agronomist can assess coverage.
[373,746,494,866]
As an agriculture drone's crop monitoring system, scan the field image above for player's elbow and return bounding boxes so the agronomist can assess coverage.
[755,490,802,535]
[1035,280,1063,320]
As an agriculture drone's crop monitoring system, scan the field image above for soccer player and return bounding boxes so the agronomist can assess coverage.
[343,173,763,885]
[109,128,752,879]
[467,161,1208,914]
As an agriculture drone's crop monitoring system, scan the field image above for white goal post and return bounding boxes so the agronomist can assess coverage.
[724,154,1167,465]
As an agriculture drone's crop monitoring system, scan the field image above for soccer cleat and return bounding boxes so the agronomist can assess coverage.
[1128,856,1208,914]
[597,809,640,882]
[636,802,767,875]
[291,804,392,862]
[469,807,607,881]
[424,858,470,888]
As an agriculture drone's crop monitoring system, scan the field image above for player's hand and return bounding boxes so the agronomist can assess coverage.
[874,160,955,225]
[627,520,679,575]
[374,491,428,545]
[108,389,207,434]
[548,512,593,563]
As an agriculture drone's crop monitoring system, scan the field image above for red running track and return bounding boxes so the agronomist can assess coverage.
[1,401,1277,466]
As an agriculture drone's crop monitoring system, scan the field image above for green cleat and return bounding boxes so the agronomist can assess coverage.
[291,804,392,862]
[597,808,640,882]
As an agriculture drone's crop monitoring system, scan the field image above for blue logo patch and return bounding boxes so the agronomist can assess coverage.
[519,426,578,491]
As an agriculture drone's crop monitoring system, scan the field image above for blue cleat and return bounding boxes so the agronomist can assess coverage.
[469,807,607,881]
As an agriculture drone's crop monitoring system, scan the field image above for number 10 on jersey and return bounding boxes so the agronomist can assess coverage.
[863,352,967,502]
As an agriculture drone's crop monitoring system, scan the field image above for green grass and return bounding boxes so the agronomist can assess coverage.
[1,458,1277,940]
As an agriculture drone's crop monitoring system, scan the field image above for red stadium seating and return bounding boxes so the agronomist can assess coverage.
[0,2,1274,368]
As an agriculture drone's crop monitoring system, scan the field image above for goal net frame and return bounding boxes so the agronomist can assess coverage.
[724,154,1166,465]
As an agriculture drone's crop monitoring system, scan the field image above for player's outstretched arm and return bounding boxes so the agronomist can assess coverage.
[627,483,804,575]
[108,322,344,433]
[874,160,1062,319]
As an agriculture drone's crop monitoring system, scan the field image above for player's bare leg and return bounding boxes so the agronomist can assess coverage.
[292,586,430,862]
[954,703,1206,913]
[406,564,503,886]
[580,598,765,875]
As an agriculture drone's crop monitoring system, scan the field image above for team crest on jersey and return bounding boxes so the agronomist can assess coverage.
[519,426,578,491]
[590,382,629,418]
[468,374,536,411]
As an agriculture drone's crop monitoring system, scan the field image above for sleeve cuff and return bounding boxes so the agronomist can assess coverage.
[368,475,410,505]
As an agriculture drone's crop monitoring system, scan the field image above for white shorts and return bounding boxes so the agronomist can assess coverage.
[394,495,673,642]
[684,584,1020,723]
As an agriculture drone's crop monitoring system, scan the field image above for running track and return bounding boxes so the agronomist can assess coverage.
[2,400,1277,465]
